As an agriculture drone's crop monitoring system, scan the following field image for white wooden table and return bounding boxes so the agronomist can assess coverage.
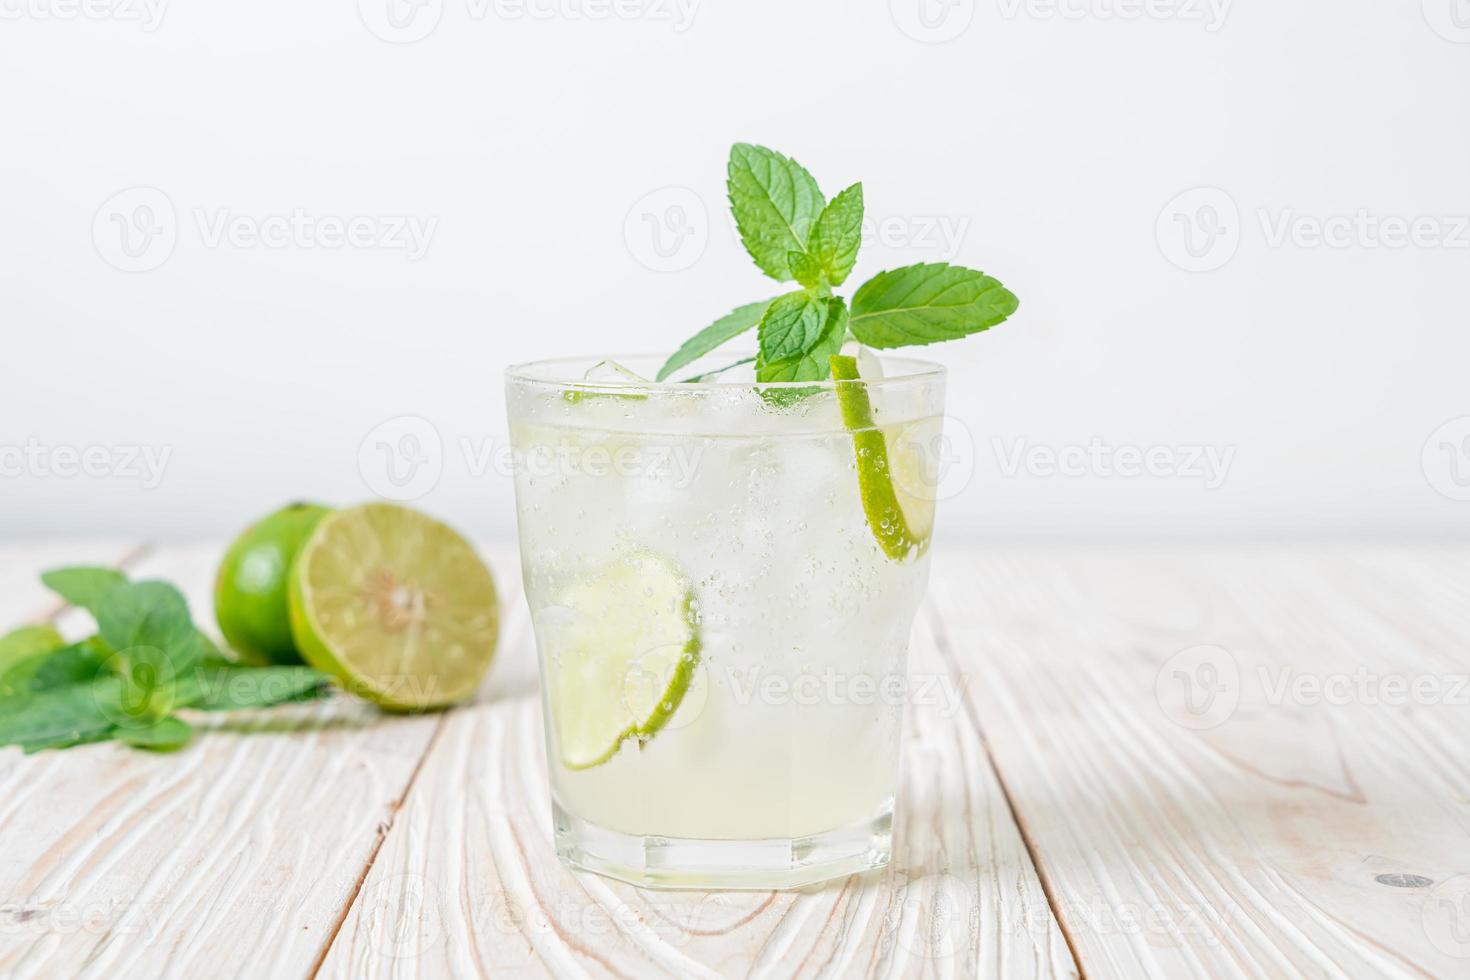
[3,541,1468,979]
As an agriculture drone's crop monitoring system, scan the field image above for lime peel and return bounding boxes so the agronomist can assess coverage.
[831,354,932,561]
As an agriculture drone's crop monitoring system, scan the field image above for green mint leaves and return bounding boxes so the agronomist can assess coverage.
[807,183,864,287]
[39,566,127,615]
[0,567,329,755]
[658,144,1018,386]
[655,298,773,382]
[727,143,824,282]
[756,295,848,383]
[849,262,1020,348]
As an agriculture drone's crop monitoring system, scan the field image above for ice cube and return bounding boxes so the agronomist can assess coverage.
[840,340,884,379]
[584,360,650,384]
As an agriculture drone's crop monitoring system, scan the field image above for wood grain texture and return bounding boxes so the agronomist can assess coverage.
[317,548,1075,980]
[0,543,444,980]
[928,545,1470,979]
[11,541,1468,979]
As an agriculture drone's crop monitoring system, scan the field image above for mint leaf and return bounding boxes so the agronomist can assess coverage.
[757,292,827,365]
[788,251,823,290]
[656,298,773,382]
[40,566,127,615]
[96,581,207,674]
[178,664,328,711]
[0,676,123,749]
[120,715,192,751]
[0,625,66,674]
[0,640,112,699]
[849,263,1019,348]
[757,298,848,383]
[807,182,863,286]
[727,144,824,281]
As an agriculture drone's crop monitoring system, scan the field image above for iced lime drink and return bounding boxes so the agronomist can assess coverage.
[506,354,946,888]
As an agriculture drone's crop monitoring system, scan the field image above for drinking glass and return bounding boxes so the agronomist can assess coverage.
[505,353,946,889]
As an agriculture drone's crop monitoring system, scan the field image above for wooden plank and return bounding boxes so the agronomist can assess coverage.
[0,543,453,980]
[927,545,1470,979]
[317,546,1076,979]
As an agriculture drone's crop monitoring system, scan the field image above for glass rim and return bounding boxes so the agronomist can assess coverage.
[504,352,947,392]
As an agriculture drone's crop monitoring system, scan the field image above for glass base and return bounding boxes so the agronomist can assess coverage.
[553,800,893,891]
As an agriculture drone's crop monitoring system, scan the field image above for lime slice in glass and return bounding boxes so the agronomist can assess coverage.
[542,553,701,769]
[831,354,934,561]
[288,503,499,710]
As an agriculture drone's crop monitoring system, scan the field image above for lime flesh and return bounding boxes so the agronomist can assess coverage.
[542,554,700,769]
[288,503,499,710]
[830,354,934,561]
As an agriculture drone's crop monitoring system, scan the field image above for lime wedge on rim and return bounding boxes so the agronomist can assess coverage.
[831,354,934,561]
[288,503,499,710]
[542,553,701,769]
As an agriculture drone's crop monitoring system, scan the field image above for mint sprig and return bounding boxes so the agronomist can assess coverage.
[658,144,1019,385]
[0,568,330,754]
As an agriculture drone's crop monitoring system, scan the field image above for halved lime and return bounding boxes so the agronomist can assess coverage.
[542,554,700,769]
[831,354,933,561]
[287,503,499,710]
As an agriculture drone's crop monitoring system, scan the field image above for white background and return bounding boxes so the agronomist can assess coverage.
[2,0,1467,542]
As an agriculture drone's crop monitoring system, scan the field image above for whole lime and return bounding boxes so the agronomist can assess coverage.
[215,502,331,664]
